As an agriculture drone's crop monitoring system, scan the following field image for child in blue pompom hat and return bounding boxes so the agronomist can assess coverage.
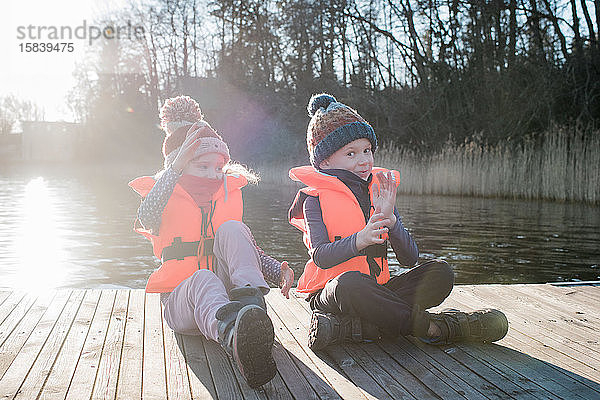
[288,93,509,350]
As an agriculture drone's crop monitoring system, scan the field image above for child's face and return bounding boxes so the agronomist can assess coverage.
[183,153,226,179]
[319,138,374,180]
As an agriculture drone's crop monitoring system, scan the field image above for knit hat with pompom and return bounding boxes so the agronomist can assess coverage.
[306,93,377,168]
[159,95,230,167]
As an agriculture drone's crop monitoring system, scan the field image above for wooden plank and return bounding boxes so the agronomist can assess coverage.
[202,339,245,399]
[248,361,291,400]
[0,292,12,309]
[181,335,218,400]
[397,335,498,399]
[39,289,101,400]
[444,295,600,396]
[198,326,266,400]
[0,292,34,349]
[292,292,475,399]
[545,285,600,304]
[0,290,71,399]
[281,294,392,400]
[433,343,556,400]
[573,286,600,300]
[360,342,439,399]
[115,289,144,399]
[227,352,268,400]
[509,285,600,325]
[445,286,600,379]
[463,285,600,371]
[91,290,129,400]
[263,339,317,400]
[340,343,417,400]
[267,291,372,400]
[382,338,486,400]
[0,291,55,379]
[163,328,192,400]
[476,285,598,351]
[401,336,516,400]
[266,296,341,400]
[460,343,600,400]
[446,293,600,394]
[141,293,167,400]
[65,290,116,400]
[12,290,85,400]
[0,292,26,326]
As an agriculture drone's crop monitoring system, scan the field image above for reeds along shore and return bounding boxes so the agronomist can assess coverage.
[257,126,600,204]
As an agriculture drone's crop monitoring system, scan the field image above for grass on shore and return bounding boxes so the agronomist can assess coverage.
[257,126,600,204]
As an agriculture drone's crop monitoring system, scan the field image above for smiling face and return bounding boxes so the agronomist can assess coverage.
[183,152,226,179]
[318,138,374,180]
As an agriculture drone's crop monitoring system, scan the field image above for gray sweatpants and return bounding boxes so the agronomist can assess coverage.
[161,220,269,341]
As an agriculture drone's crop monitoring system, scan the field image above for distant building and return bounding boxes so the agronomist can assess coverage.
[21,121,80,162]
[0,132,22,161]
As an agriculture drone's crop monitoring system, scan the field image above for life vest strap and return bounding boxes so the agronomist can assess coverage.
[161,237,214,262]
[362,243,387,258]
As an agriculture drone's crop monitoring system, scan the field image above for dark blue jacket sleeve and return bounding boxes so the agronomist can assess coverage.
[388,209,419,266]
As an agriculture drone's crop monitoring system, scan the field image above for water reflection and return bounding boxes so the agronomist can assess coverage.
[0,167,598,289]
[12,177,67,292]
[244,185,600,285]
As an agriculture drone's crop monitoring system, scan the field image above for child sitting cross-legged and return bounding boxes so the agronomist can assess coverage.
[288,94,509,350]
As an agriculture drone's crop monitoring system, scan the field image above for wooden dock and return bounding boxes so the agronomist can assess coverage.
[0,284,598,399]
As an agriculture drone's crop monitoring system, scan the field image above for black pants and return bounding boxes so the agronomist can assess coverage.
[310,259,454,337]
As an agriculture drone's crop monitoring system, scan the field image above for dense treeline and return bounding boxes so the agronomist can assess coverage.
[70,0,599,163]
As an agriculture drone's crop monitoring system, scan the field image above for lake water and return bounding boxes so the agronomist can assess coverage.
[0,165,598,291]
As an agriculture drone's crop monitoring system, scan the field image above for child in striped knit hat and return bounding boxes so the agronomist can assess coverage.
[288,93,508,350]
[129,95,293,388]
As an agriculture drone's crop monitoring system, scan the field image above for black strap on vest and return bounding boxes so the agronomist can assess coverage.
[364,243,387,258]
[364,243,387,278]
[331,236,387,278]
[161,237,214,262]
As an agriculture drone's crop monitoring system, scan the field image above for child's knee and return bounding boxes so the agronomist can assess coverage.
[430,259,455,294]
[331,271,371,300]
[188,269,218,285]
[214,220,250,243]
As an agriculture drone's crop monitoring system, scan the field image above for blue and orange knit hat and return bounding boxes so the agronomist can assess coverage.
[306,93,378,168]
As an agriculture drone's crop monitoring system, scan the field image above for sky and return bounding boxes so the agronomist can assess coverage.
[1,0,128,121]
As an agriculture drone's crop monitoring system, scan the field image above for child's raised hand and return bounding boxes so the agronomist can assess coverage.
[372,171,397,227]
[355,212,391,251]
[171,121,214,173]
[279,261,294,299]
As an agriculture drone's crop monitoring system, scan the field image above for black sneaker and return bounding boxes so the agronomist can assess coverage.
[216,302,277,388]
[308,311,381,351]
[426,308,508,345]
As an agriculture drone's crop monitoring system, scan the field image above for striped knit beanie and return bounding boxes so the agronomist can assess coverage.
[306,93,377,168]
[159,95,230,167]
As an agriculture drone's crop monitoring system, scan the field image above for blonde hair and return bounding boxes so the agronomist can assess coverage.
[224,161,260,185]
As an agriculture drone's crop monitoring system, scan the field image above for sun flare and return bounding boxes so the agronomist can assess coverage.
[14,177,67,293]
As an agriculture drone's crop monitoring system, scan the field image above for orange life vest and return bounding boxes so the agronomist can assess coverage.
[289,166,400,294]
[129,174,247,293]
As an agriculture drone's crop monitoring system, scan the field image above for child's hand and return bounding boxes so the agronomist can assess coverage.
[171,121,215,173]
[373,171,397,227]
[279,261,294,299]
[356,212,391,251]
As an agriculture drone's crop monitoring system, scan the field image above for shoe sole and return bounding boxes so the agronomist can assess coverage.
[233,305,277,388]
